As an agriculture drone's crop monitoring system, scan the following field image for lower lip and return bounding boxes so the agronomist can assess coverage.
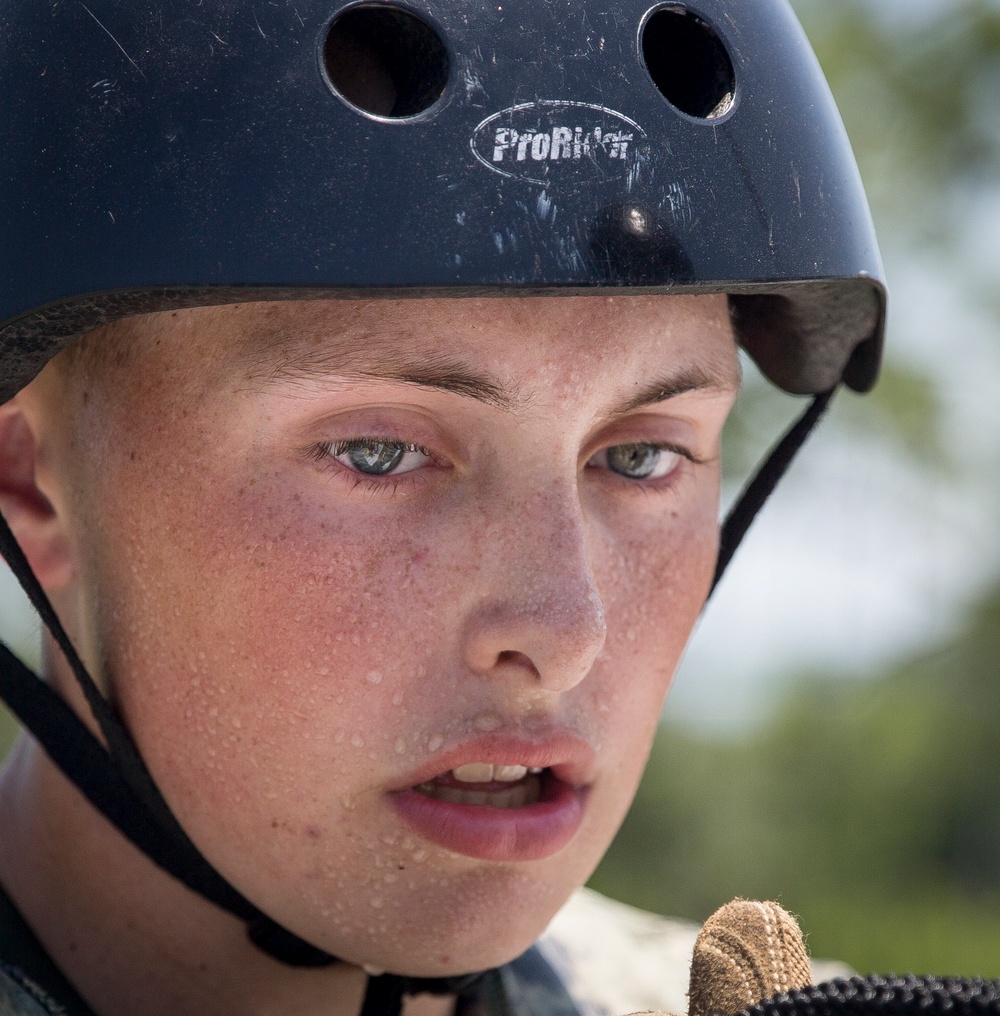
[388,776,587,862]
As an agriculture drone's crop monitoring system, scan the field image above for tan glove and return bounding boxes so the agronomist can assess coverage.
[630,899,812,1016]
[687,900,812,1016]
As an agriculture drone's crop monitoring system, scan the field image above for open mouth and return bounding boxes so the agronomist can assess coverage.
[389,734,593,860]
[414,763,547,809]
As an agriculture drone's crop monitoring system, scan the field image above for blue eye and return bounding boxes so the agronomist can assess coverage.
[328,439,431,476]
[590,443,683,480]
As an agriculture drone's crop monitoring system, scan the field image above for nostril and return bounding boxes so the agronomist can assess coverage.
[496,650,539,675]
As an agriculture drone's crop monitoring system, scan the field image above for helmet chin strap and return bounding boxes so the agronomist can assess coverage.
[710,387,837,595]
[0,386,834,1014]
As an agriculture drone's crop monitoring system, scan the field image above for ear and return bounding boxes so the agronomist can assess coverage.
[0,400,76,590]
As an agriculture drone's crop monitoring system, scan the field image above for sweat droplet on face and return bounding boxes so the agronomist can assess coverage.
[366,670,382,684]
[427,734,444,752]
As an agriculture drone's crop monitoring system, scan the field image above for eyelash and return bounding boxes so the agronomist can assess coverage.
[325,438,429,456]
[589,442,700,485]
[664,443,704,468]
[311,438,435,494]
[635,442,700,465]
[310,437,702,493]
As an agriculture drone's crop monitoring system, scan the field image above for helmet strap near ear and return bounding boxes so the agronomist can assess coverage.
[711,387,837,594]
[361,970,492,1016]
[362,974,408,1016]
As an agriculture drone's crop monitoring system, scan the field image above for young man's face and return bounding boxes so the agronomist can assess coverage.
[29,295,738,976]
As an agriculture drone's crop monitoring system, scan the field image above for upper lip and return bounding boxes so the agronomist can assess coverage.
[391,729,597,791]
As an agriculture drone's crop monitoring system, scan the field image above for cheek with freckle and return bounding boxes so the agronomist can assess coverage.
[91,445,500,849]
[124,519,448,774]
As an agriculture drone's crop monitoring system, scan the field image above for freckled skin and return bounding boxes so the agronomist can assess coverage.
[3,295,738,1012]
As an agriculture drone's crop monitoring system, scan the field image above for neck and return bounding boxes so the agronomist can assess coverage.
[0,737,454,1016]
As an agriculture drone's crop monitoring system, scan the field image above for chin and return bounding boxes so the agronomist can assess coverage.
[365,936,541,979]
[336,874,574,978]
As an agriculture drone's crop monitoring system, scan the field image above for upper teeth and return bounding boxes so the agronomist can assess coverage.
[451,763,530,783]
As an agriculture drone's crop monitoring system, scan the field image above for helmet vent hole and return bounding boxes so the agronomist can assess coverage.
[641,8,735,119]
[324,6,449,119]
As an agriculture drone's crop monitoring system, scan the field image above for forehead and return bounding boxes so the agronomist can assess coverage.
[78,293,739,402]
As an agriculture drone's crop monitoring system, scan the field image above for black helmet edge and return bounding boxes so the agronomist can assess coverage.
[0,275,885,405]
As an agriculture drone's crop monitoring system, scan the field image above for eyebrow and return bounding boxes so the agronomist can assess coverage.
[614,365,737,415]
[358,360,515,410]
[263,349,516,410]
[262,349,731,414]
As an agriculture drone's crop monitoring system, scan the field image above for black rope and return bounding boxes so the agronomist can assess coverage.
[711,387,836,593]
[744,975,1000,1016]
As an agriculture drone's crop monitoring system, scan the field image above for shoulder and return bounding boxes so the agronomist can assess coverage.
[0,966,68,1015]
[536,887,699,1016]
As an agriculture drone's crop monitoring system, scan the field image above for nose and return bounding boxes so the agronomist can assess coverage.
[460,487,608,694]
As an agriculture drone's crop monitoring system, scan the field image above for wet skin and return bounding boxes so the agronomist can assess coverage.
[0,295,738,1015]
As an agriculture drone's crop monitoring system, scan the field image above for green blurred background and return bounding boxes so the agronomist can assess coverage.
[2,0,1000,983]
